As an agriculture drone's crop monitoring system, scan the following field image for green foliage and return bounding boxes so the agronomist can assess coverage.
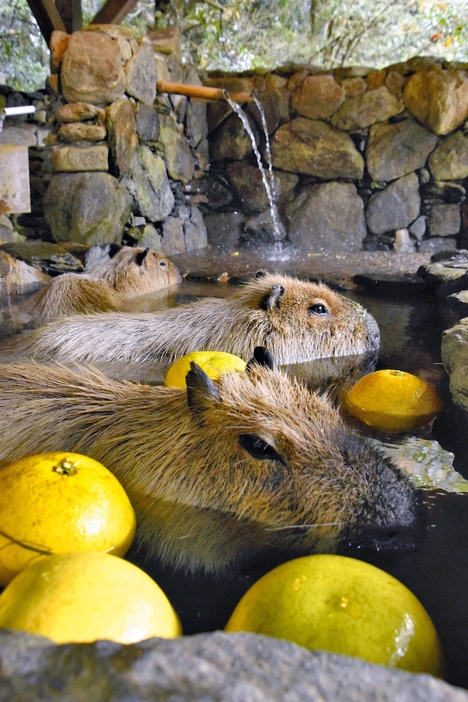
[1,0,468,92]
[0,0,48,91]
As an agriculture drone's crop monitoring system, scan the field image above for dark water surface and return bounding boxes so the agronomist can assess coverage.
[2,279,468,689]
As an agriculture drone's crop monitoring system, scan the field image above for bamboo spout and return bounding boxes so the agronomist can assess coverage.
[157,80,253,103]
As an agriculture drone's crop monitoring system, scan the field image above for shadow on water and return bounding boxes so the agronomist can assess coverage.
[2,279,468,688]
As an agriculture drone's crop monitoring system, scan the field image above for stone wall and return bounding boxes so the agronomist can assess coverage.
[3,44,468,256]
[0,25,208,257]
[198,56,468,254]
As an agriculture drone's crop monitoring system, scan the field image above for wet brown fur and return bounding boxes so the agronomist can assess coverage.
[21,273,380,365]
[0,359,420,573]
[21,246,181,319]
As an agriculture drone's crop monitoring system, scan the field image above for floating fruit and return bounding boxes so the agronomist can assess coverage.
[342,369,443,433]
[165,350,246,388]
[0,452,136,585]
[225,554,444,677]
[0,551,181,644]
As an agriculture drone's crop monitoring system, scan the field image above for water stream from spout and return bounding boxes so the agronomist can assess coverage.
[223,91,284,242]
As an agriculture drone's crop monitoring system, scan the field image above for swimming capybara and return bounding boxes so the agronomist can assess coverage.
[21,245,181,319]
[0,349,422,573]
[20,273,380,365]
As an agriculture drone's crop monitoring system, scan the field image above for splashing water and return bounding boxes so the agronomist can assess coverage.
[223,90,284,243]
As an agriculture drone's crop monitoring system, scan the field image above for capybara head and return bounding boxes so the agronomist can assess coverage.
[89,245,182,296]
[0,348,423,574]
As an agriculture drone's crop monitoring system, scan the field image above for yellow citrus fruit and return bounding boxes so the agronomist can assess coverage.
[342,369,443,433]
[0,551,182,644]
[165,350,247,388]
[225,555,444,677]
[0,452,136,586]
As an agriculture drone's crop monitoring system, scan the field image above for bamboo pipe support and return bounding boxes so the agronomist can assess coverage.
[157,80,253,103]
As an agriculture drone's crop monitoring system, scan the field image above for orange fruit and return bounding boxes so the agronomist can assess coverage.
[342,369,443,433]
[225,554,444,677]
[0,452,136,585]
[165,350,246,388]
[0,551,182,644]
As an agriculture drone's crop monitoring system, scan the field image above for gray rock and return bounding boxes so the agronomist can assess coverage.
[248,88,291,135]
[427,204,461,237]
[366,173,420,235]
[227,161,298,214]
[184,205,208,251]
[271,118,364,180]
[204,210,244,249]
[44,172,132,245]
[209,111,260,161]
[285,181,367,251]
[125,37,157,105]
[418,237,458,254]
[331,86,405,131]
[136,105,160,142]
[366,118,438,182]
[243,209,286,245]
[161,215,185,255]
[0,630,465,702]
[139,223,162,250]
[0,241,83,275]
[158,114,195,184]
[124,146,175,223]
[106,98,138,178]
[0,248,51,297]
[429,130,468,181]
[188,175,234,210]
[422,181,466,205]
[409,216,427,240]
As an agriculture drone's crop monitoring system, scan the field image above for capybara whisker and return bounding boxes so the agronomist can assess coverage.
[266,523,344,531]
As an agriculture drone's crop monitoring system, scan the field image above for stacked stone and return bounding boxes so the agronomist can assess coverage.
[201,55,468,253]
[32,24,207,255]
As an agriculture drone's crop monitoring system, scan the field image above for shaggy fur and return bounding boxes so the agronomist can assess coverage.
[20,273,380,365]
[0,358,421,573]
[21,246,181,319]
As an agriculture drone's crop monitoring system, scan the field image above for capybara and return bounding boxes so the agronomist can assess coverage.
[20,273,380,365]
[0,349,422,573]
[21,245,181,319]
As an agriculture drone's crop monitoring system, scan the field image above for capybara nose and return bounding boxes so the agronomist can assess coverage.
[342,492,426,555]
[364,314,381,352]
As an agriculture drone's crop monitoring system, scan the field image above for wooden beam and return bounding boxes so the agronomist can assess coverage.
[26,0,66,46]
[55,0,82,33]
[91,0,139,25]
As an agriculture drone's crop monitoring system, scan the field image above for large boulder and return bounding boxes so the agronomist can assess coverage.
[366,118,438,182]
[106,97,138,178]
[61,31,126,105]
[123,146,175,223]
[0,629,465,702]
[366,173,421,236]
[330,86,405,131]
[44,172,132,245]
[403,69,468,135]
[285,181,367,251]
[271,118,364,180]
[291,74,345,119]
[428,131,468,181]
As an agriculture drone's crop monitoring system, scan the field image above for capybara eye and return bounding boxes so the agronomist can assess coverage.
[158,260,167,268]
[308,303,329,316]
[239,434,285,464]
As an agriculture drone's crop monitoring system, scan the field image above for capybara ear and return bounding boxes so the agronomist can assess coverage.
[246,346,276,372]
[255,270,268,278]
[186,361,221,413]
[135,248,150,266]
[259,283,285,311]
[107,243,122,258]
